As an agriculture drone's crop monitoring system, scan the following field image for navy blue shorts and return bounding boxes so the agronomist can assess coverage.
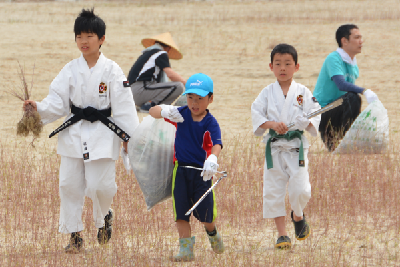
[172,161,217,223]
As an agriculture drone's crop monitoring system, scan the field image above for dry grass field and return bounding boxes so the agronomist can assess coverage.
[1,0,400,266]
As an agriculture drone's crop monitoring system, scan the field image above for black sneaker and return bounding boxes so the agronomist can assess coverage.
[65,232,84,253]
[98,209,114,245]
[291,211,311,240]
[139,102,155,113]
[275,235,291,250]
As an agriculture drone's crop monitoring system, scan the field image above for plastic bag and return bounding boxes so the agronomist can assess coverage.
[334,100,389,154]
[173,94,187,107]
[128,115,176,210]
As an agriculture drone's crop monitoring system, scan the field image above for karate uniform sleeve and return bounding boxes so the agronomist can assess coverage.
[251,88,269,136]
[110,65,139,138]
[303,88,321,137]
[36,65,71,125]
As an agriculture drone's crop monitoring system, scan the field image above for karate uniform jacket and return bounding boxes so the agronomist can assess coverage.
[251,81,321,149]
[37,53,139,161]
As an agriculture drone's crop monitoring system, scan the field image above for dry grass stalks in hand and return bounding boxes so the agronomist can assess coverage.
[7,61,43,138]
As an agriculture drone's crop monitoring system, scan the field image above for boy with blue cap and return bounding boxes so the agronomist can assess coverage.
[149,73,225,262]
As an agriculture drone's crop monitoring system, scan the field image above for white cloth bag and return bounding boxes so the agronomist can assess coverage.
[128,115,176,210]
[334,100,389,154]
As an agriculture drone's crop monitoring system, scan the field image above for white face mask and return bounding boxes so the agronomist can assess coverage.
[142,43,164,53]
[336,47,357,66]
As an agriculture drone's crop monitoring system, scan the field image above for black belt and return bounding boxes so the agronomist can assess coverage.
[49,104,130,142]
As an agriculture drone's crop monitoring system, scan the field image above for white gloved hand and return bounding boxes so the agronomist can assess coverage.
[363,89,379,104]
[120,147,131,172]
[160,106,184,123]
[201,154,218,181]
[294,115,310,131]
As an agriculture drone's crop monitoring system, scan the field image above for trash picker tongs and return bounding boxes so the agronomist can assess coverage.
[286,98,343,129]
[181,166,227,216]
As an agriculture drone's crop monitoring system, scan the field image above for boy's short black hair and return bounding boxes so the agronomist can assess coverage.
[336,24,358,47]
[74,8,106,39]
[270,44,298,65]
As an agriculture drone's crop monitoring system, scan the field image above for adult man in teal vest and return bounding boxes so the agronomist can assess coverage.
[313,24,379,151]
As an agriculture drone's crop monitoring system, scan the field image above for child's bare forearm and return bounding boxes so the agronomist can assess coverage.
[211,144,222,157]
[260,121,288,135]
[259,121,276,129]
[149,105,163,119]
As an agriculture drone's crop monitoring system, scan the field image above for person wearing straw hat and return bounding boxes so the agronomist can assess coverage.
[127,32,186,112]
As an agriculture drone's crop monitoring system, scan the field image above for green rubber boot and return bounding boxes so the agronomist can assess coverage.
[171,236,195,262]
[206,227,225,254]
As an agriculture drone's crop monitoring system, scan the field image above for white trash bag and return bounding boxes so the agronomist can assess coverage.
[128,115,176,210]
[334,100,389,154]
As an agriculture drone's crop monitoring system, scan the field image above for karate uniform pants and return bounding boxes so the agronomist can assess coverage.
[263,148,311,219]
[130,80,184,106]
[58,156,117,234]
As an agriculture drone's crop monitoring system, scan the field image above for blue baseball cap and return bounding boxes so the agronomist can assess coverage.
[183,73,213,97]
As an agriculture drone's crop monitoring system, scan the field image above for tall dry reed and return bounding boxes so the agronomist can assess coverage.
[6,62,43,138]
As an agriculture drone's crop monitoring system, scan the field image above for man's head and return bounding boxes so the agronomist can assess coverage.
[336,24,363,57]
[269,44,299,83]
[183,73,214,117]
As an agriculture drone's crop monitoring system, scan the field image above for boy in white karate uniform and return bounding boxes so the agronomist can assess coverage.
[251,44,321,249]
[24,8,139,253]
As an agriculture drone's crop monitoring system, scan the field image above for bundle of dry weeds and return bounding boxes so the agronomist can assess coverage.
[8,62,43,138]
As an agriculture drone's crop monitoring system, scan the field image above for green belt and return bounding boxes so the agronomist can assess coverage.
[265,129,305,169]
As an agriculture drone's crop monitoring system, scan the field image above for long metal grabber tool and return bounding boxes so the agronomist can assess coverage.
[181,166,227,216]
[286,98,343,129]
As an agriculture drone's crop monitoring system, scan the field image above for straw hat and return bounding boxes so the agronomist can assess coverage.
[141,32,183,60]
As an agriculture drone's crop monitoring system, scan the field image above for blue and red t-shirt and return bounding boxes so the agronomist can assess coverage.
[165,106,222,167]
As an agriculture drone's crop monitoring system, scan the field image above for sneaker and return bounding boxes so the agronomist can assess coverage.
[139,102,155,113]
[291,211,311,240]
[275,235,291,250]
[98,209,114,245]
[65,232,84,253]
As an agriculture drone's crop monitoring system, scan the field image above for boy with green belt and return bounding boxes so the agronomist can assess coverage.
[251,44,321,249]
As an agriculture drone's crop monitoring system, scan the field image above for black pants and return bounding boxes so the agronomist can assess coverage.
[319,92,362,151]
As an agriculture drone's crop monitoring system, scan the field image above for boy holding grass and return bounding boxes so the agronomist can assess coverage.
[149,73,224,262]
[23,8,139,253]
[251,44,321,249]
